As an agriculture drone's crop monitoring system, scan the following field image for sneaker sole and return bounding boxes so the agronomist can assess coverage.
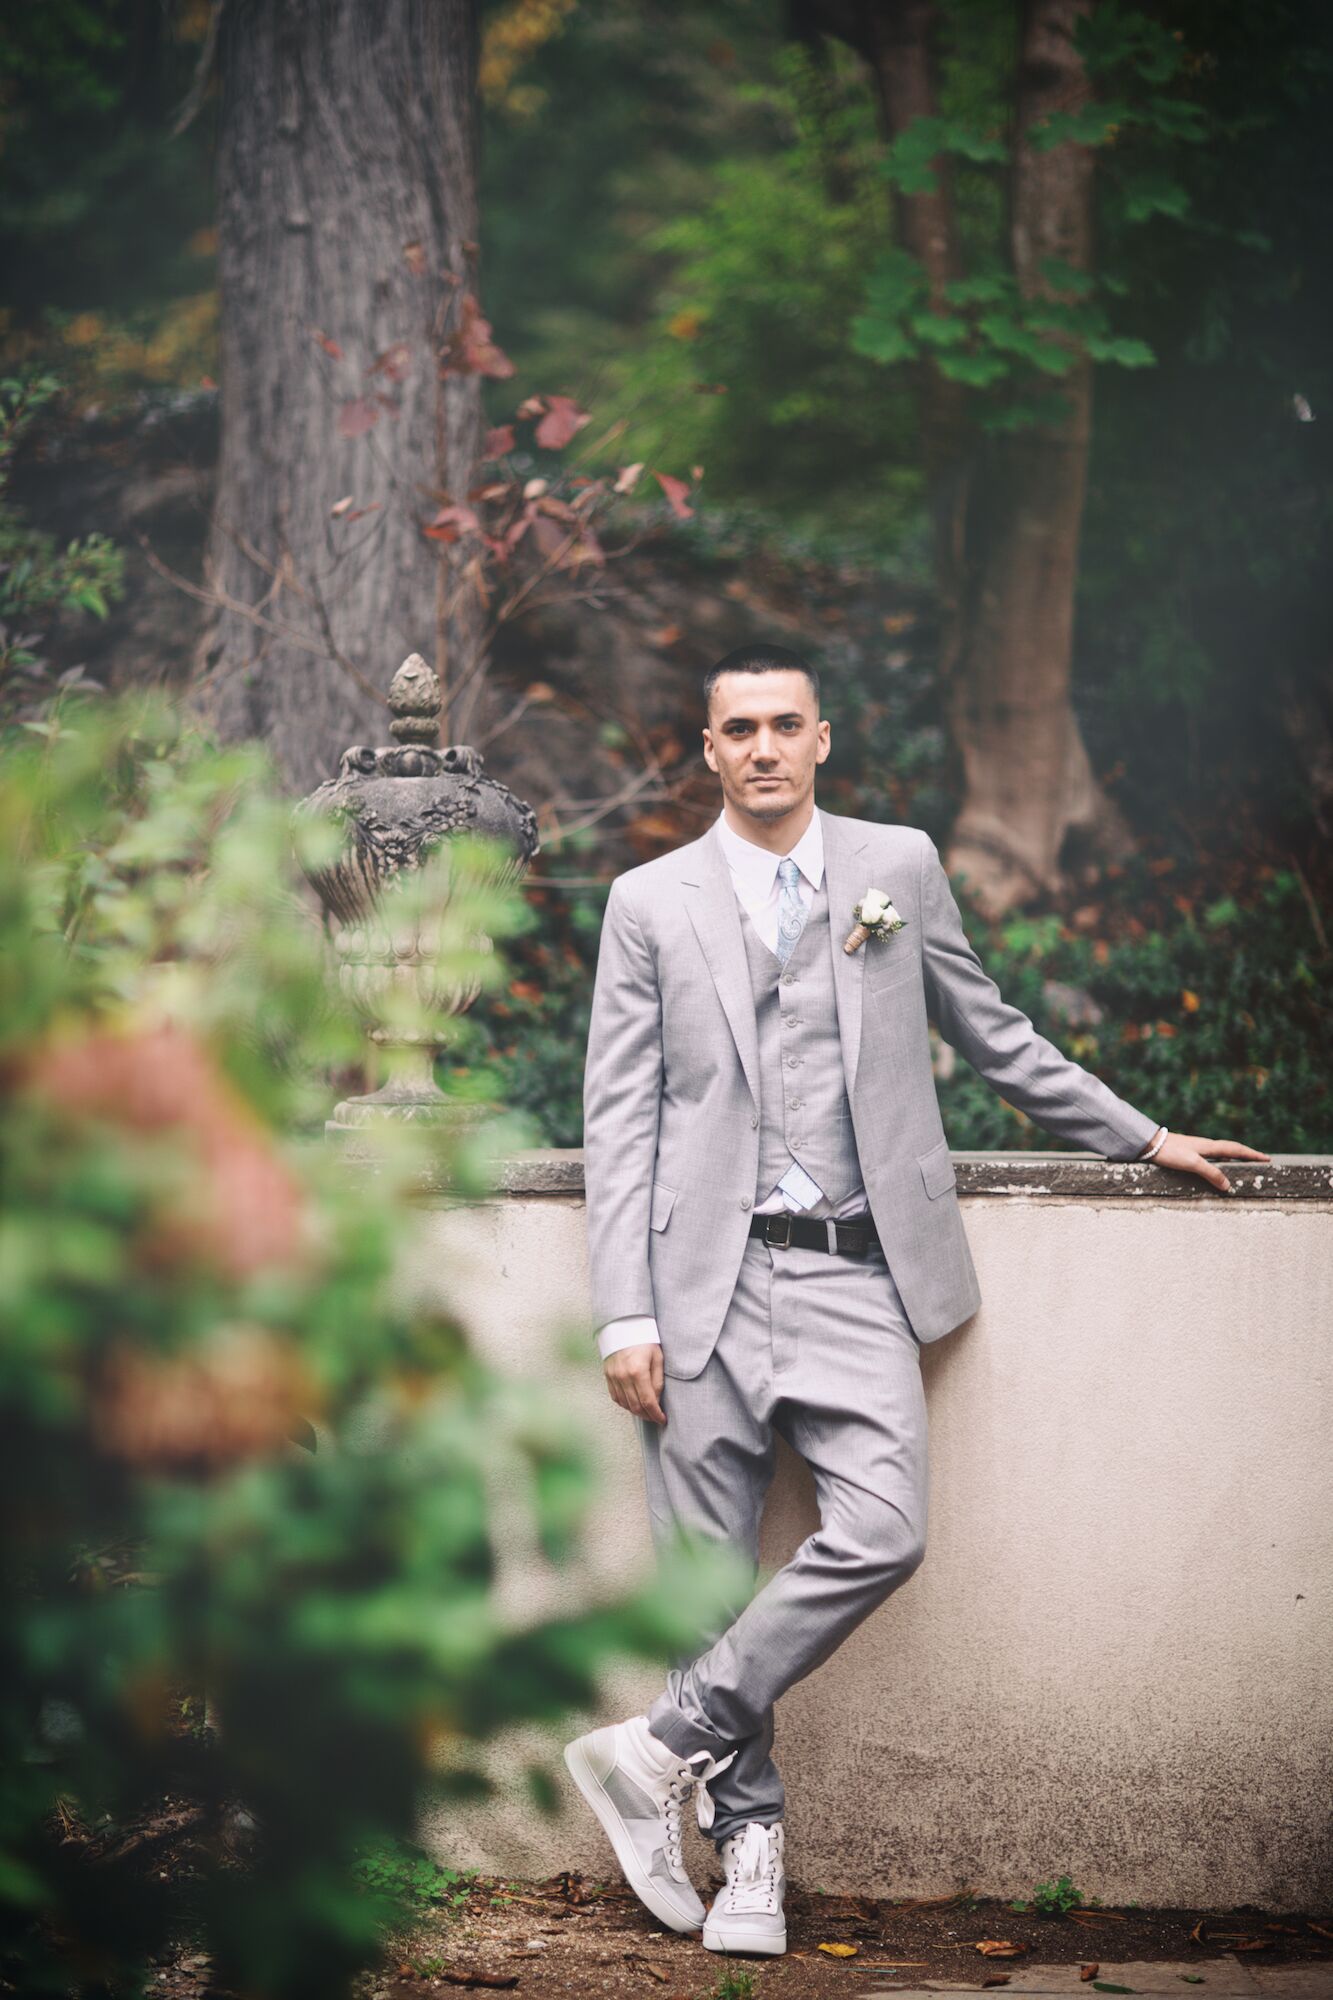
[562,1736,704,1934]
[702,1919,787,1956]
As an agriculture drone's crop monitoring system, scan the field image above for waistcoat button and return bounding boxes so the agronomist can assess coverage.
[740,1196,751,1210]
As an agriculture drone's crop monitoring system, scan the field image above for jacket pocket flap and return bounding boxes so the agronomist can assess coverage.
[918,1139,956,1200]
[650,1180,678,1231]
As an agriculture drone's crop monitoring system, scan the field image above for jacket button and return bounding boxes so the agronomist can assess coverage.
[740,1196,751,1210]
[750,1114,758,1128]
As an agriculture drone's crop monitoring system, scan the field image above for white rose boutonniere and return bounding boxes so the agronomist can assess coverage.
[843,888,906,955]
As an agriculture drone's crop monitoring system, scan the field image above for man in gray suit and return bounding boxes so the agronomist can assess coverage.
[563,646,1266,1958]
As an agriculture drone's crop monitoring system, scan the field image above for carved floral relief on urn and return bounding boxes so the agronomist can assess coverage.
[293,654,539,1141]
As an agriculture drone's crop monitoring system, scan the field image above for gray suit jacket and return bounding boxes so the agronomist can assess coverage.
[582,807,1157,1378]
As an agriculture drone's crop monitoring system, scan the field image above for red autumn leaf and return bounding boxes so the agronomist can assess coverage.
[441,294,514,379]
[614,462,645,494]
[483,424,516,460]
[515,394,545,419]
[653,470,694,519]
[338,398,381,438]
[423,503,481,544]
[311,327,344,360]
[534,395,590,451]
[368,341,412,382]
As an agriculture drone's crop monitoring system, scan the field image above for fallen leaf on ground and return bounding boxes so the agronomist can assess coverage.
[1080,1966,1100,1982]
[623,1954,669,1983]
[1308,1921,1333,1941]
[1070,1908,1127,1924]
[975,1940,1026,1957]
[818,1941,858,1957]
[982,1978,1012,1988]
[1091,1985,1135,1995]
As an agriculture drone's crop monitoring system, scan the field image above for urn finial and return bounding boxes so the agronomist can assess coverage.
[387,653,441,748]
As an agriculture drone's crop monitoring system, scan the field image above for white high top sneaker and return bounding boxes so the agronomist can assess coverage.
[563,1715,737,1933]
[702,1819,787,1956]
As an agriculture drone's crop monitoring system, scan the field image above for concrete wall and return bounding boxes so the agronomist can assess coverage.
[396,1153,1333,1908]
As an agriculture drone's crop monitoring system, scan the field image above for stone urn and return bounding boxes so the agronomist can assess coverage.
[293,654,539,1144]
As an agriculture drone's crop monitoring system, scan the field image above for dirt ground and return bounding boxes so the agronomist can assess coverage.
[365,1868,1333,2000]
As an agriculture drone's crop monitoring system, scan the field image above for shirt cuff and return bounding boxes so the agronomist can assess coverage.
[597,1315,662,1361]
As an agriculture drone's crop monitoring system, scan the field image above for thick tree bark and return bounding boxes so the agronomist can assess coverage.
[945,0,1134,913]
[197,0,484,792]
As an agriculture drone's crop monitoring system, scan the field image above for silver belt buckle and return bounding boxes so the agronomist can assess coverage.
[765,1211,794,1249]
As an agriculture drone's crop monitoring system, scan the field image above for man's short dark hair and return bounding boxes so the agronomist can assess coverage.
[703,644,821,716]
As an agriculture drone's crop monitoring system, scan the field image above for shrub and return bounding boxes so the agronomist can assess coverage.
[0,698,742,1999]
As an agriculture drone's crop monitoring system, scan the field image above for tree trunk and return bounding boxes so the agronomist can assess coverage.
[945,0,1134,914]
[197,0,483,793]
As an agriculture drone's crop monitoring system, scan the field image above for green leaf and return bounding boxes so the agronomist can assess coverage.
[944,272,1013,307]
[909,312,970,349]
[936,350,1010,387]
[849,318,918,366]
[1030,102,1135,150]
[1085,334,1157,368]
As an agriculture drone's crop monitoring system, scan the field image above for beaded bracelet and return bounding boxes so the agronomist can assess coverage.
[1140,1124,1169,1162]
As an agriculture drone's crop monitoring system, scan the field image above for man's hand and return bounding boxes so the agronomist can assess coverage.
[604,1342,666,1425]
[1147,1131,1271,1192]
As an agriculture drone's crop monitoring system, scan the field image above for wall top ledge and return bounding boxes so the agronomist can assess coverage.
[471,1148,1333,1203]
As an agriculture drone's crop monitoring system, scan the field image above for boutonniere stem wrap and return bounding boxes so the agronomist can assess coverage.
[843,888,906,955]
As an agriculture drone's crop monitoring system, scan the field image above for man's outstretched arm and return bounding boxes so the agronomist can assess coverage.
[918,835,1270,1191]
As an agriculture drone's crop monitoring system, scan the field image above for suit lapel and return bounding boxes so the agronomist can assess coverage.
[820,807,869,1101]
[681,820,761,1108]
[680,808,871,1110]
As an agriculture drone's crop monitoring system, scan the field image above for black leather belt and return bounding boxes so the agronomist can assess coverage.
[748,1210,880,1257]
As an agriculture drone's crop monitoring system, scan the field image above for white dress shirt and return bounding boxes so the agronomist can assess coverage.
[597,806,869,1361]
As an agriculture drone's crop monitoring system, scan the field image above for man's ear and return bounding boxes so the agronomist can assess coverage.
[701,726,718,772]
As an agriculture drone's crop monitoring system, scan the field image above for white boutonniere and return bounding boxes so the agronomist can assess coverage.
[843,887,906,955]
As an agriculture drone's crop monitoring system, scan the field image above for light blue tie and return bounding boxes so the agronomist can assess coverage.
[775,856,807,965]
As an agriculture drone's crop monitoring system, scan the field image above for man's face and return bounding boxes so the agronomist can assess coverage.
[702,670,830,823]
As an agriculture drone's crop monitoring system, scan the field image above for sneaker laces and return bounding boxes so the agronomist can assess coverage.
[660,1746,737,1876]
[720,1820,782,1914]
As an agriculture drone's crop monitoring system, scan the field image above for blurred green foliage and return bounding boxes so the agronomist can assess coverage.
[0,698,746,1999]
[0,373,123,720]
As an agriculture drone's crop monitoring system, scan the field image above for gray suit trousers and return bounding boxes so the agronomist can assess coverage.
[639,1230,928,1845]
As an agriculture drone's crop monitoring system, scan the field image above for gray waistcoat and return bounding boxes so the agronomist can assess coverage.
[739,879,866,1218]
